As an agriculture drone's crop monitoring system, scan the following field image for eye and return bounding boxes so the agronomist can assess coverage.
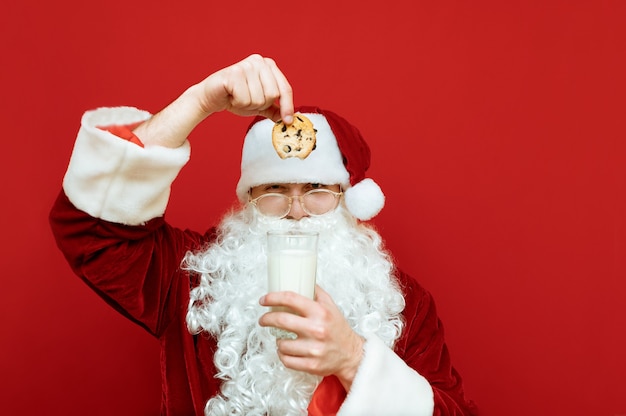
[264,184,288,193]
[305,183,341,193]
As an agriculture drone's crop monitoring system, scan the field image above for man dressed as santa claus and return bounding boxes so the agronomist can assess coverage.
[50,54,477,415]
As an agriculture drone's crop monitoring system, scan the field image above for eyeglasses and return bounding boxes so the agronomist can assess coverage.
[249,189,343,218]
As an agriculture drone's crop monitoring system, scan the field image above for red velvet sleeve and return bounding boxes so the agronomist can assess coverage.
[394,271,479,415]
[49,190,216,338]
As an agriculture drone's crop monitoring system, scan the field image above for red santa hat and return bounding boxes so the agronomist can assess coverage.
[236,105,385,221]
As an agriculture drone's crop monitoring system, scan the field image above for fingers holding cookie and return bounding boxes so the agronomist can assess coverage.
[201,54,294,122]
[257,56,294,124]
[268,59,294,124]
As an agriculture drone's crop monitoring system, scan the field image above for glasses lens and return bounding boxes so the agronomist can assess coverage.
[302,190,338,215]
[254,194,290,217]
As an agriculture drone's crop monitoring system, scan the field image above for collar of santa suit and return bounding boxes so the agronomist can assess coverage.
[307,375,346,416]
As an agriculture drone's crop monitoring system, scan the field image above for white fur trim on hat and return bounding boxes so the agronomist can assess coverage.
[236,114,351,201]
[344,178,385,221]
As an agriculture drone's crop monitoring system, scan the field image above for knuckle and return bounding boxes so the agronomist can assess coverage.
[305,359,323,374]
[319,308,333,324]
[309,345,324,358]
[310,324,328,340]
[229,64,245,77]
[242,53,261,66]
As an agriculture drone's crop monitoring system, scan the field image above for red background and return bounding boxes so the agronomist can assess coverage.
[1,1,624,415]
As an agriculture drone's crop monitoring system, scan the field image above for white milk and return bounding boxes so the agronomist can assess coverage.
[268,248,317,300]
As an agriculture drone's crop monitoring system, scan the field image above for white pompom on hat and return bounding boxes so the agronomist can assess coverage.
[236,105,385,221]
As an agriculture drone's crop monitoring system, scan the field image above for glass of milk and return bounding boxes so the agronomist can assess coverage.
[267,230,319,337]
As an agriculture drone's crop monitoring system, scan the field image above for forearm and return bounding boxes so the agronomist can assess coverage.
[132,83,211,148]
[49,189,210,337]
[335,332,365,392]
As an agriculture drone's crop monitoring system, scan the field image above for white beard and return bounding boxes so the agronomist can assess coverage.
[184,204,405,416]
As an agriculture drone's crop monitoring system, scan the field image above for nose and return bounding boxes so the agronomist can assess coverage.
[285,196,308,220]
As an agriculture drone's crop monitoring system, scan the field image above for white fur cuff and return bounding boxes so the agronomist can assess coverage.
[63,107,191,225]
[338,334,434,416]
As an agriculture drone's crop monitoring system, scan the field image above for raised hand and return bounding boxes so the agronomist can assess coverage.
[197,53,294,123]
[134,54,294,148]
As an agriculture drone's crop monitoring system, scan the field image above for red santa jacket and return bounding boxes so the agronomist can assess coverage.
[49,107,477,415]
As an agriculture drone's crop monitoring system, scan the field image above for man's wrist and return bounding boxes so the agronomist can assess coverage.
[337,333,365,391]
[132,85,208,148]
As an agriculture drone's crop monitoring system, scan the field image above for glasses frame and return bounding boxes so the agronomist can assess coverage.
[249,188,343,219]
